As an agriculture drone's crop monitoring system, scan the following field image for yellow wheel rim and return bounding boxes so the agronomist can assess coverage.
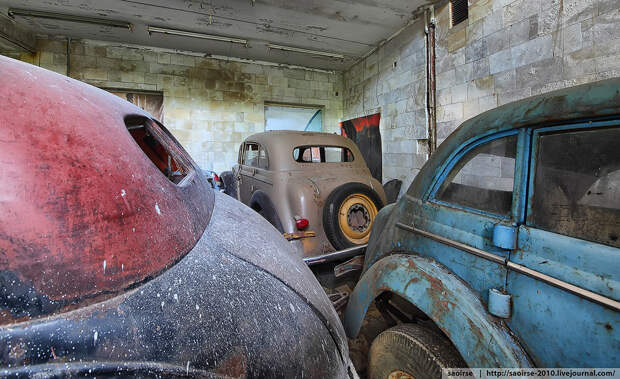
[388,371,415,379]
[338,193,378,244]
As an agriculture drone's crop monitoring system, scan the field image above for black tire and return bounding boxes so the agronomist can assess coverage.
[369,324,467,379]
[249,191,284,233]
[220,171,237,199]
[323,182,384,250]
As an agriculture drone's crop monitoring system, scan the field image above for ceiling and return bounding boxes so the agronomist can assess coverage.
[0,0,433,70]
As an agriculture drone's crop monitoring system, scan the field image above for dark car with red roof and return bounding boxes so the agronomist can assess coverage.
[0,56,354,378]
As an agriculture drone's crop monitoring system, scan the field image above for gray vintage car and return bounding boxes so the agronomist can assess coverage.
[231,131,387,258]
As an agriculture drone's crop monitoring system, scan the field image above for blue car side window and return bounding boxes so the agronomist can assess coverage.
[530,126,620,248]
[435,134,517,216]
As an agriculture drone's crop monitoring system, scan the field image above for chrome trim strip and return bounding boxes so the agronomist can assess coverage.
[396,222,620,312]
[395,223,506,265]
[304,244,367,266]
[506,261,620,312]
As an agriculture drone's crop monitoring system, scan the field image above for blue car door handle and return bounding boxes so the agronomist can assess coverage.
[493,224,517,250]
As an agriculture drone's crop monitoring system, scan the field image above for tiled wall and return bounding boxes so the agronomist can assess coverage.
[3,0,618,181]
[7,39,343,173]
[344,0,620,188]
[343,19,428,189]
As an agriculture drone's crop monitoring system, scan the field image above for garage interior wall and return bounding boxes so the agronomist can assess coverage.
[3,36,343,173]
[1,0,618,185]
[344,19,428,191]
[344,0,620,190]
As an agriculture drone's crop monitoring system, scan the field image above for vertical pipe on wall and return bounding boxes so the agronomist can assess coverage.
[425,7,437,155]
[66,37,71,77]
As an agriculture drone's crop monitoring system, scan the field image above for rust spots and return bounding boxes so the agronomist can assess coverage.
[403,277,420,292]
[407,258,417,269]
[64,290,131,322]
[378,284,392,293]
[8,341,26,361]
[415,265,456,320]
[604,322,613,331]
[215,349,247,378]
[466,317,484,342]
[329,11,347,22]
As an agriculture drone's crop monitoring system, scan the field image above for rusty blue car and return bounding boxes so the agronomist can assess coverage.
[344,79,620,377]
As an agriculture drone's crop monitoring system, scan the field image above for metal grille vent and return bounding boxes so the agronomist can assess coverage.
[451,0,468,27]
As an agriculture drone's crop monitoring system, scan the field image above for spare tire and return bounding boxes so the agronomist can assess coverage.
[323,183,384,250]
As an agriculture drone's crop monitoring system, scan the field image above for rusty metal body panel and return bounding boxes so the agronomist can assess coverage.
[343,254,533,368]
[233,131,387,258]
[0,56,213,323]
[344,79,620,368]
[0,57,351,377]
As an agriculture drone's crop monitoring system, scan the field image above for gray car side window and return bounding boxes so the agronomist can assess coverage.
[435,134,517,216]
[243,143,260,167]
[258,146,269,169]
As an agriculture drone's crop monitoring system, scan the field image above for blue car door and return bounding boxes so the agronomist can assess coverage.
[399,130,527,302]
[508,120,620,367]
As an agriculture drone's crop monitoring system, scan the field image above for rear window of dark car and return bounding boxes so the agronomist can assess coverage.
[126,116,192,185]
[293,146,354,163]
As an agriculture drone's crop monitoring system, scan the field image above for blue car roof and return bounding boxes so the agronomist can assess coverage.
[410,78,620,198]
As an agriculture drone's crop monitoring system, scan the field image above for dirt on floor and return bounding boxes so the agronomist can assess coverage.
[311,261,392,378]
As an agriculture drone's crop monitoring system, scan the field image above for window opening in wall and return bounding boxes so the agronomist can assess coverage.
[265,104,322,132]
[293,146,354,163]
[450,0,468,27]
[109,90,164,122]
[125,116,191,184]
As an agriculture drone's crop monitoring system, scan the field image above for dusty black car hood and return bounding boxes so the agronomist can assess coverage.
[0,192,349,378]
[205,192,349,359]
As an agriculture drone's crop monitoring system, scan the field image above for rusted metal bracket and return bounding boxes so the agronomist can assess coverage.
[328,292,349,312]
[283,230,316,240]
[334,254,364,278]
[304,244,367,266]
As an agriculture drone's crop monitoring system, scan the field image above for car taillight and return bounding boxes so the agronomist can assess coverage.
[295,218,309,230]
[213,173,220,182]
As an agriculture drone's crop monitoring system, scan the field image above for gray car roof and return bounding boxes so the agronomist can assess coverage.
[243,130,367,171]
